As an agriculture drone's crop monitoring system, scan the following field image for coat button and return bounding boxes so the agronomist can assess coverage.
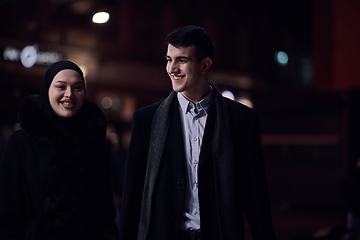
[170,216,178,222]
[176,182,182,189]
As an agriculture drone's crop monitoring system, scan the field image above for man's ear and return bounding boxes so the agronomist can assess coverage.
[200,58,213,74]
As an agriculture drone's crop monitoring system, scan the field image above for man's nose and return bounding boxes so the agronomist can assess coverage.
[168,62,179,73]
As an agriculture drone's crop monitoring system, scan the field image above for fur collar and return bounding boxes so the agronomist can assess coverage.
[18,95,106,149]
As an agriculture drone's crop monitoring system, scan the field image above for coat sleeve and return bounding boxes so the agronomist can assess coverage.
[243,111,277,240]
[0,133,26,240]
[118,110,150,240]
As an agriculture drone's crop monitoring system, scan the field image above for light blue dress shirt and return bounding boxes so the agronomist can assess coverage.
[177,89,212,231]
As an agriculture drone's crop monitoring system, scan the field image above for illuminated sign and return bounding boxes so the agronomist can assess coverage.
[2,45,63,68]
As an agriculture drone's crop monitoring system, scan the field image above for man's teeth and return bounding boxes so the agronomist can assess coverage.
[173,76,182,80]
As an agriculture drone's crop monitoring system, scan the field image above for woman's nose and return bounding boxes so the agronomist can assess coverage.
[64,87,72,97]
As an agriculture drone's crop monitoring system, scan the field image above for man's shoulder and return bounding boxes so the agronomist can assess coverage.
[223,97,256,115]
[133,100,164,118]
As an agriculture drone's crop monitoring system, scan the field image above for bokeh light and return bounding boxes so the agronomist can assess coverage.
[275,51,288,66]
[92,12,109,24]
[221,90,235,100]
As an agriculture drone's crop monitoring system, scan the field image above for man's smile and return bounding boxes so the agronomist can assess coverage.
[171,74,184,80]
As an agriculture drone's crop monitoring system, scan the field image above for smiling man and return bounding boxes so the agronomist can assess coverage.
[119,25,276,240]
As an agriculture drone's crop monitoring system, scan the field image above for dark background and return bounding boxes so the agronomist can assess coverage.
[1,0,360,239]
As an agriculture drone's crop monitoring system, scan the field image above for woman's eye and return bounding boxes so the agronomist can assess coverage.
[56,86,65,90]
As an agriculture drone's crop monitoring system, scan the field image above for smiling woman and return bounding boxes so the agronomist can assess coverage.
[48,69,85,118]
[0,61,118,240]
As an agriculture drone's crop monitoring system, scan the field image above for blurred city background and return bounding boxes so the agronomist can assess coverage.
[1,0,360,239]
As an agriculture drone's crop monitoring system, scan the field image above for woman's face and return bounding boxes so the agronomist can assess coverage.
[48,69,84,118]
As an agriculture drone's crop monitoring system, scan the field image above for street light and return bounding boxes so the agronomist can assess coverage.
[92,12,109,24]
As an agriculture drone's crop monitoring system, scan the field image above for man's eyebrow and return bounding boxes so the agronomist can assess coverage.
[165,55,190,60]
[177,56,190,60]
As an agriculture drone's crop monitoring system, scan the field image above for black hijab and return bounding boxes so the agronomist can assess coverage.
[40,60,85,112]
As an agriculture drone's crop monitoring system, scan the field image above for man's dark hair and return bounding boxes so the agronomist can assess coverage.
[166,25,215,62]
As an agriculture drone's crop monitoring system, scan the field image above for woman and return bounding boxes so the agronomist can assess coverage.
[0,61,118,240]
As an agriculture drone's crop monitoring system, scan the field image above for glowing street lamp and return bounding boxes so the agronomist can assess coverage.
[92,12,109,24]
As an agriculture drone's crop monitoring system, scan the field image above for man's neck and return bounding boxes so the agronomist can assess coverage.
[180,84,211,105]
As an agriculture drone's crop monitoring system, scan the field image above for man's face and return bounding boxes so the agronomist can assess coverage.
[166,44,203,96]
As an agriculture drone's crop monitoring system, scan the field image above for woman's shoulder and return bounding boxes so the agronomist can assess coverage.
[5,129,29,145]
[0,129,31,161]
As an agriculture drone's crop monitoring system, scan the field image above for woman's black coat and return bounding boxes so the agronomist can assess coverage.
[0,95,117,240]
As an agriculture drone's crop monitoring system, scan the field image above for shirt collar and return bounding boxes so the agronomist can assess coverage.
[177,85,213,114]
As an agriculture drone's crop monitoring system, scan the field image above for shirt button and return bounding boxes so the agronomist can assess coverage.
[170,216,178,222]
[194,160,198,164]
[194,137,197,141]
[196,183,198,187]
[176,182,182,189]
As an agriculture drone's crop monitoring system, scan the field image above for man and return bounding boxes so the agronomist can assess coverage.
[119,25,276,240]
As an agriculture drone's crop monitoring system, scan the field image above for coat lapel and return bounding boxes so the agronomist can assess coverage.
[137,91,176,240]
[166,98,186,179]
